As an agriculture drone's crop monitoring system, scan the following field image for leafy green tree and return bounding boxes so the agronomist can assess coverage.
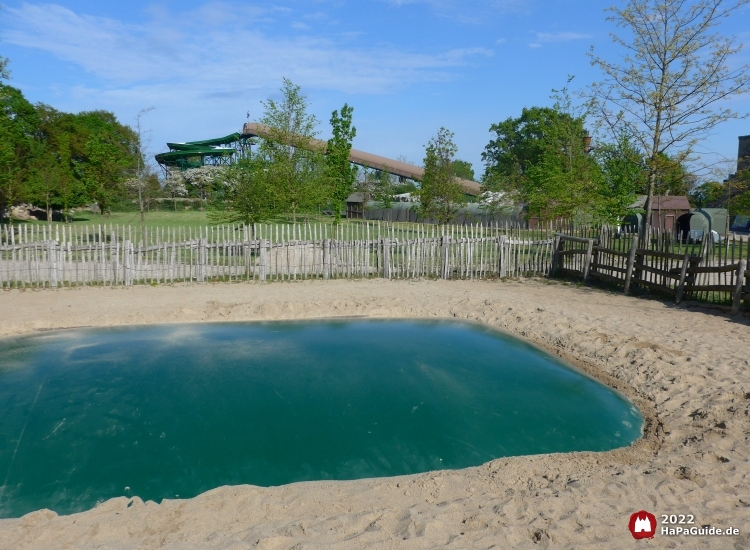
[419,128,463,224]
[43,133,84,222]
[0,84,40,223]
[0,81,138,223]
[689,181,725,208]
[592,131,645,221]
[0,118,23,223]
[483,83,605,220]
[36,113,87,222]
[326,104,357,223]
[451,160,475,181]
[258,79,326,223]
[27,143,64,223]
[210,157,277,229]
[71,111,139,216]
[652,153,695,197]
[588,0,750,238]
[77,133,129,216]
[482,106,572,194]
[726,169,750,216]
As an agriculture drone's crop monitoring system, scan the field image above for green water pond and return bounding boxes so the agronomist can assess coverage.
[0,320,642,518]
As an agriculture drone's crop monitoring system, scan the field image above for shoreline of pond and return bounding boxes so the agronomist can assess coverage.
[0,278,746,549]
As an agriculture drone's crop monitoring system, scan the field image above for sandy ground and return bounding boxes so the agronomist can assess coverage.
[0,278,748,549]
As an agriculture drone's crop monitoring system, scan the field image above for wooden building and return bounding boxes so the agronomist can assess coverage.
[346,193,366,220]
[625,195,691,232]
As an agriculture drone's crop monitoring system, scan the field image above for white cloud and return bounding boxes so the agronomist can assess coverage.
[291,22,311,30]
[528,43,541,48]
[3,3,492,94]
[1,2,495,158]
[496,38,507,45]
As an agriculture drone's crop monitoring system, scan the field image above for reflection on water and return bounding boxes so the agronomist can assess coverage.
[0,320,643,518]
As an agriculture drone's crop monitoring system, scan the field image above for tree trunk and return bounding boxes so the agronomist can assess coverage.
[642,165,657,245]
[138,181,146,243]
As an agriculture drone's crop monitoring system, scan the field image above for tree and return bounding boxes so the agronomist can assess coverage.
[652,153,696,197]
[482,83,605,220]
[588,0,750,238]
[35,108,87,222]
[211,157,277,229]
[482,106,566,193]
[163,171,188,211]
[27,143,63,223]
[183,166,223,203]
[64,110,138,216]
[419,128,464,224]
[689,180,725,208]
[326,104,357,224]
[0,117,22,223]
[130,107,155,239]
[77,133,130,217]
[0,84,40,224]
[451,160,475,181]
[592,130,645,222]
[258,79,326,223]
[726,169,750,216]
[355,166,398,209]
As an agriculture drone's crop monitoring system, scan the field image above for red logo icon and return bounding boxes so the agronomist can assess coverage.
[628,510,657,539]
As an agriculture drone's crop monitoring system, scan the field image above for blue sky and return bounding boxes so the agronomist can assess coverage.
[1,0,749,179]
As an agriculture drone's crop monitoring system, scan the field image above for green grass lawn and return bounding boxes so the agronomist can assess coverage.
[7,210,586,244]
[17,210,214,228]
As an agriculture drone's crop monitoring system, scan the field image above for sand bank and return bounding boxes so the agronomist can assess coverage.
[0,278,748,549]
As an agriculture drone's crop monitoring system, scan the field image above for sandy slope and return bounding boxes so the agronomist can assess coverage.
[0,278,748,549]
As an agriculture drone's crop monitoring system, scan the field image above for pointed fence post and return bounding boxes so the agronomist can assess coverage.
[124,240,132,286]
[498,235,507,278]
[48,240,58,288]
[675,249,691,304]
[441,235,451,279]
[323,238,331,280]
[196,238,206,283]
[259,239,268,281]
[582,238,594,281]
[589,240,600,281]
[382,238,391,280]
[623,234,638,294]
[731,260,746,314]
[551,234,563,277]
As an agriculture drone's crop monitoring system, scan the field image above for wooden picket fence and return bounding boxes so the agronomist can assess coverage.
[4,220,747,312]
[552,227,750,313]
[0,222,556,288]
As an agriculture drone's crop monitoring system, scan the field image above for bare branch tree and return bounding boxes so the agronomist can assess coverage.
[588,0,750,237]
[132,107,155,241]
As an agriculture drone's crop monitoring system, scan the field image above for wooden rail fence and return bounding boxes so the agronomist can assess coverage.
[553,230,750,313]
